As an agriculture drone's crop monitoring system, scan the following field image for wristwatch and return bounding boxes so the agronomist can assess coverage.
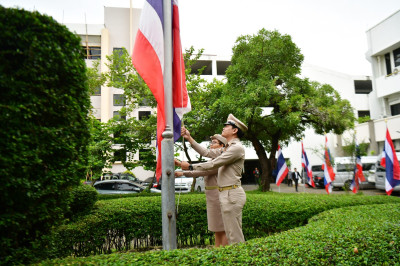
[189,164,193,170]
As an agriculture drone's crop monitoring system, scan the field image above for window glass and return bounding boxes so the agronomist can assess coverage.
[82,46,101,59]
[113,111,126,121]
[113,94,126,106]
[390,103,400,116]
[95,182,115,190]
[385,53,392,75]
[139,111,151,120]
[362,163,375,171]
[311,165,323,172]
[393,47,400,67]
[117,183,139,191]
[336,164,353,172]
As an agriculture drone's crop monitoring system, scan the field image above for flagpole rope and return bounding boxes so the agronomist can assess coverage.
[176,26,185,215]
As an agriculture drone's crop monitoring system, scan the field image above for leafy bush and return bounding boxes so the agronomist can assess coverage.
[67,184,98,220]
[0,6,90,264]
[43,203,400,265]
[47,192,400,259]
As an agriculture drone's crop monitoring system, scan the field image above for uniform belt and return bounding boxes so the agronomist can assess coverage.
[205,186,219,190]
[218,185,240,192]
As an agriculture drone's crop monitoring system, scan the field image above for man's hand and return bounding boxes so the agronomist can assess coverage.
[181,161,190,170]
[174,158,181,167]
[181,126,191,140]
[175,171,184,177]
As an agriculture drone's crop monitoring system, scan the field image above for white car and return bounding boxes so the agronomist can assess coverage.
[175,176,205,193]
[331,156,377,190]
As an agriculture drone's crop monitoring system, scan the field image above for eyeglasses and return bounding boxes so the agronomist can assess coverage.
[210,141,220,145]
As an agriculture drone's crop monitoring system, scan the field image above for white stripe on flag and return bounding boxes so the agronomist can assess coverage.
[139,0,164,74]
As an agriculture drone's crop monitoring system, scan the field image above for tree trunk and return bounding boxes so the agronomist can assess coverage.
[250,137,271,192]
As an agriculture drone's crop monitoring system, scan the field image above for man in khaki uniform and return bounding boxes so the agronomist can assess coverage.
[180,114,247,244]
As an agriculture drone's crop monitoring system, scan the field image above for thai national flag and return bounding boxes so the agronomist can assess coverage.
[301,142,315,187]
[380,128,400,195]
[323,136,335,194]
[275,145,289,186]
[132,0,190,181]
[350,140,365,193]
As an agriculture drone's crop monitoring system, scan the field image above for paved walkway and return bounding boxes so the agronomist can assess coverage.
[242,183,390,196]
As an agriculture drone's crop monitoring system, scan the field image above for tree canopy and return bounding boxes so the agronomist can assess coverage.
[184,29,355,191]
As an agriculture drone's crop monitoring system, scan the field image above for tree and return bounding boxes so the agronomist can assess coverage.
[187,29,355,191]
[86,48,157,176]
[86,47,206,178]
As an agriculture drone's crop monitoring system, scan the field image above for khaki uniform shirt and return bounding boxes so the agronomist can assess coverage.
[192,138,245,187]
[189,139,223,159]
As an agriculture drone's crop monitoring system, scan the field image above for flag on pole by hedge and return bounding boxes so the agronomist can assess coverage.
[350,140,365,193]
[275,145,289,186]
[132,0,190,181]
[380,128,400,195]
[301,141,315,187]
[323,135,335,194]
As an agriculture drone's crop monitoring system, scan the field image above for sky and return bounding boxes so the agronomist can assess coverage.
[2,0,400,76]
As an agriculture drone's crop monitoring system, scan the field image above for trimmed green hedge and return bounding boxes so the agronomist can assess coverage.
[47,192,400,259]
[0,6,90,264]
[43,203,400,265]
[66,185,98,220]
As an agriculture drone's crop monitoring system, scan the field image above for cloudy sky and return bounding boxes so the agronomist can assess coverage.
[2,0,400,75]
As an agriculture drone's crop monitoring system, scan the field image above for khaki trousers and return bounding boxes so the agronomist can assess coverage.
[219,187,246,244]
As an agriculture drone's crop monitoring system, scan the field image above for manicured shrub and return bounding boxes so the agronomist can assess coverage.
[47,192,400,259]
[0,6,90,264]
[43,203,400,265]
[67,184,98,220]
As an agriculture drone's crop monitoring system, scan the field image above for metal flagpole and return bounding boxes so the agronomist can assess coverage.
[161,0,177,250]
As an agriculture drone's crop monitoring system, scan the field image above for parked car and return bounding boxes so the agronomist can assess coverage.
[101,172,141,185]
[311,165,324,188]
[93,179,145,194]
[374,152,400,192]
[175,175,205,193]
[332,156,376,190]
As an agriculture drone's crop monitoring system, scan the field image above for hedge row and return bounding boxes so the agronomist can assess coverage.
[45,192,400,259]
[44,203,400,265]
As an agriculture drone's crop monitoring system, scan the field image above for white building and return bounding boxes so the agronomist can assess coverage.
[355,9,400,154]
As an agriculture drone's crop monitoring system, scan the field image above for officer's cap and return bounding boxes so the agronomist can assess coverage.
[210,134,227,145]
[224,114,248,132]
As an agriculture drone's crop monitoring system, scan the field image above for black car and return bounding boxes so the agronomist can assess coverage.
[93,179,145,194]
[311,165,325,188]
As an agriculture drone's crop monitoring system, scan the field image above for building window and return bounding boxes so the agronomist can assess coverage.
[190,60,212,75]
[113,47,124,56]
[357,110,370,118]
[114,149,126,162]
[385,53,392,75]
[390,103,400,116]
[217,61,231,75]
[354,80,372,94]
[139,111,151,120]
[90,86,101,96]
[113,94,126,106]
[82,46,101,59]
[139,98,151,107]
[394,47,400,67]
[113,111,126,121]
